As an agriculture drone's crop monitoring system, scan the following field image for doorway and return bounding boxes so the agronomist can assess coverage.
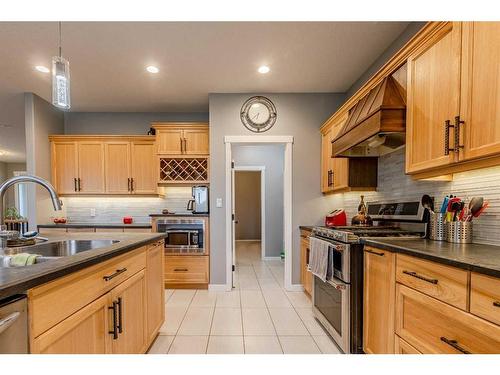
[234,167,266,264]
[224,135,293,291]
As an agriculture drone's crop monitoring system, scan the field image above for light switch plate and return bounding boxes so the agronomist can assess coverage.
[216,198,223,208]
[90,208,96,217]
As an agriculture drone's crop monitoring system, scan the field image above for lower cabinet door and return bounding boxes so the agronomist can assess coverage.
[396,284,500,353]
[394,335,422,354]
[146,242,165,344]
[110,270,147,354]
[31,294,111,354]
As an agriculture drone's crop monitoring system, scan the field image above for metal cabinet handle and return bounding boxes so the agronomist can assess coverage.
[183,138,187,153]
[78,178,82,191]
[103,267,127,281]
[327,170,333,187]
[174,268,188,272]
[444,119,453,155]
[365,249,385,257]
[130,178,134,192]
[493,301,500,308]
[402,270,438,285]
[108,301,118,339]
[116,297,123,334]
[454,116,464,154]
[180,138,184,153]
[0,311,21,335]
[440,336,471,354]
[127,178,131,192]
[74,178,78,192]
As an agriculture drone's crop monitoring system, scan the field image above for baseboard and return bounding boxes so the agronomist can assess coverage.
[208,284,232,292]
[262,256,282,261]
[286,284,305,292]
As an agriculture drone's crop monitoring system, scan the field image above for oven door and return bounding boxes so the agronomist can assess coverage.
[313,275,350,353]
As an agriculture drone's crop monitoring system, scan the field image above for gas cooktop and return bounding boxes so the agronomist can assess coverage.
[312,225,425,243]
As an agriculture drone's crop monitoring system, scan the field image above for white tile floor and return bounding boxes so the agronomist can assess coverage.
[148,240,341,354]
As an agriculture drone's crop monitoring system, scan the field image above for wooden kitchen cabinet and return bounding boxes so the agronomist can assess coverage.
[405,22,461,174]
[51,141,78,194]
[153,122,209,155]
[110,270,147,354]
[164,255,209,288]
[31,294,111,354]
[460,22,500,162]
[50,135,157,196]
[146,242,165,343]
[363,247,396,354]
[300,235,312,296]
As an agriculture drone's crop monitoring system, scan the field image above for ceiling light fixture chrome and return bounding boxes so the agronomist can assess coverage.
[35,65,50,73]
[146,66,159,74]
[52,21,71,110]
[258,65,270,74]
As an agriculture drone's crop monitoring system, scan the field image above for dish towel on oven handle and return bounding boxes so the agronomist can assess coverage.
[309,237,330,282]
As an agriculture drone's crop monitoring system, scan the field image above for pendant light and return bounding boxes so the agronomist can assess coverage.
[52,22,71,110]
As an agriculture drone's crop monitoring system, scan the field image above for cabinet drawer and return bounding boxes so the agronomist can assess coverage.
[396,284,500,354]
[29,247,147,338]
[394,335,421,354]
[165,255,209,284]
[470,272,500,325]
[396,254,468,309]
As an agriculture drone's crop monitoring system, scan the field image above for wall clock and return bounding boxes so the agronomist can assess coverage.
[240,96,277,133]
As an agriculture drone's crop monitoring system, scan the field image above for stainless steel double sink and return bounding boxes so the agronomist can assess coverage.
[0,239,120,267]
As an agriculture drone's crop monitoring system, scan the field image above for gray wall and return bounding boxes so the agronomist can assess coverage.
[0,162,26,209]
[25,93,65,229]
[64,112,209,134]
[345,22,426,100]
[233,145,285,257]
[209,93,346,285]
[235,171,262,241]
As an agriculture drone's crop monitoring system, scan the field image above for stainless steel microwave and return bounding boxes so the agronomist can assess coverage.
[156,218,206,254]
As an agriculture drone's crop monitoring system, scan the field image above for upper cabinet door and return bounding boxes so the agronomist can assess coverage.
[156,129,183,154]
[183,128,209,155]
[105,142,131,194]
[406,22,462,174]
[331,114,349,191]
[321,127,333,193]
[460,22,500,161]
[51,141,78,194]
[131,142,157,194]
[78,142,106,193]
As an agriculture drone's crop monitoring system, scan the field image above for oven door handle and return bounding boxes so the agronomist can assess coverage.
[164,230,199,234]
[326,278,348,290]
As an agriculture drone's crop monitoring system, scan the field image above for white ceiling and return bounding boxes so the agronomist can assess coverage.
[0,21,410,162]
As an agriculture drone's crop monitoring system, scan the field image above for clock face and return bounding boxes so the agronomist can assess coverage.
[240,96,277,133]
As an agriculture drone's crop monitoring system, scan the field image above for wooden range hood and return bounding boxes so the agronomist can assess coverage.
[332,75,406,157]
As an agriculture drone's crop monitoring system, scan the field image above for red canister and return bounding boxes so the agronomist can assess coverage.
[123,217,133,224]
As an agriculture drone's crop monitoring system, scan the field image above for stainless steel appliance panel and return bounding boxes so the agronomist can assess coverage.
[0,295,28,353]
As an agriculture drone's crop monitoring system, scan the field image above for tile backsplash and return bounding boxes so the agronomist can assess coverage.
[62,187,193,224]
[326,147,500,245]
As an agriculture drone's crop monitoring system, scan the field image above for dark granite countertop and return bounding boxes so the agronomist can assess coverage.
[0,232,165,300]
[149,213,209,217]
[37,223,152,229]
[361,238,500,278]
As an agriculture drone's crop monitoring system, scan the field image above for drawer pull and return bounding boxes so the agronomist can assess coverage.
[103,267,128,281]
[365,249,385,257]
[493,301,500,308]
[402,270,438,285]
[440,336,471,354]
[174,268,189,272]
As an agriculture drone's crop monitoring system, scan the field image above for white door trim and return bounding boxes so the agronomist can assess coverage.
[224,135,294,291]
[233,166,266,259]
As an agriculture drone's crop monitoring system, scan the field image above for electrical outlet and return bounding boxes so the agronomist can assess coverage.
[90,208,96,217]
[216,198,223,208]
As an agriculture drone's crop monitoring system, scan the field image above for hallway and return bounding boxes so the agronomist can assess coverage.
[147,241,340,354]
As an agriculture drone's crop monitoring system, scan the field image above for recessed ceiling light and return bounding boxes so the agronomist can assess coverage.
[258,65,270,74]
[146,66,159,74]
[0,150,5,156]
[35,65,50,73]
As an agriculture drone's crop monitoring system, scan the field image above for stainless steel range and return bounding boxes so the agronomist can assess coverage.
[311,200,427,354]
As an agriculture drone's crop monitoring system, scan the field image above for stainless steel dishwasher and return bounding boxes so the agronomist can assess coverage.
[0,294,28,353]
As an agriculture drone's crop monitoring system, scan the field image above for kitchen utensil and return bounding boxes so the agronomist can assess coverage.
[458,201,466,221]
[467,197,484,221]
[473,201,489,219]
[446,197,460,221]
[421,194,434,214]
[440,196,450,214]
[451,201,462,222]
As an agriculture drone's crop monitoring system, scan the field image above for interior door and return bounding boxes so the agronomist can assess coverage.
[104,141,131,194]
[131,141,157,194]
[78,141,106,193]
[231,164,236,288]
[51,141,78,194]
[110,270,147,354]
[405,22,462,174]
[460,22,500,161]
